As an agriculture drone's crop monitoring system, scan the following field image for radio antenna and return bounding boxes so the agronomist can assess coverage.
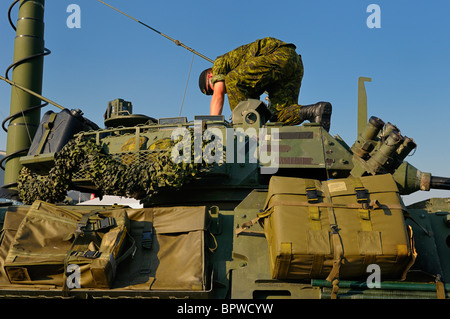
[96,0,214,63]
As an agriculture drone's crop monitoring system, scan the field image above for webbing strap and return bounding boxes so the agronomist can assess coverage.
[76,211,98,234]
[75,212,117,234]
[351,178,373,231]
[140,222,154,274]
[264,200,404,211]
[330,279,340,299]
[235,217,261,236]
[142,222,153,249]
[351,177,369,206]
[94,217,116,232]
[308,206,321,230]
[400,226,417,281]
[305,179,319,203]
[71,250,101,259]
[275,242,292,279]
[305,180,321,230]
[63,228,84,296]
[322,185,344,282]
[310,254,324,277]
[358,208,373,231]
[326,225,344,282]
[436,275,446,299]
[237,195,395,235]
[264,196,404,235]
[116,233,136,264]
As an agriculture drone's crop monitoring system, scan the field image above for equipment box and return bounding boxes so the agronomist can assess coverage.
[261,174,416,281]
[28,109,98,156]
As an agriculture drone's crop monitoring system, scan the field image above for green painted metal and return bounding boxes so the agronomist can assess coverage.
[357,77,371,137]
[4,0,46,189]
[313,273,450,299]
[7,96,450,299]
[407,198,450,282]
[1,1,450,301]
[312,279,450,292]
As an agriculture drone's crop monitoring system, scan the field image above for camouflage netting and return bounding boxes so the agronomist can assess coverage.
[17,134,212,205]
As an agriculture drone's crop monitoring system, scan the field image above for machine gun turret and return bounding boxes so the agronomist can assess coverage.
[350,115,450,195]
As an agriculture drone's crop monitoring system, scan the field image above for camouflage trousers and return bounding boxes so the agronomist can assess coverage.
[225,46,305,125]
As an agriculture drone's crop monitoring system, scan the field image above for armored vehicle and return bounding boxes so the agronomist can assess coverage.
[0,0,449,300]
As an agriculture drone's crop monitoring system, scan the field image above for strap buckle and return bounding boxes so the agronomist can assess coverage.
[354,187,369,208]
[71,250,102,259]
[306,187,319,203]
[75,224,85,234]
[83,250,101,259]
[142,230,153,249]
[95,217,116,231]
[330,224,340,234]
[77,216,116,234]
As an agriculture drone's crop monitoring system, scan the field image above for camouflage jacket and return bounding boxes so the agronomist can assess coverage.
[211,37,296,86]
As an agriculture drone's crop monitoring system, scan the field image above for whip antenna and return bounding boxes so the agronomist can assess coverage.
[96,0,214,63]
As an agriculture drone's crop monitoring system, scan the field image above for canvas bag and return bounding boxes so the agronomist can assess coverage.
[260,174,416,281]
[0,206,29,287]
[112,206,210,291]
[4,201,133,288]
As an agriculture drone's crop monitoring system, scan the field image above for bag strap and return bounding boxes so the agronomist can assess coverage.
[321,183,344,283]
[140,222,153,274]
[71,250,102,259]
[264,200,404,211]
[305,179,322,230]
[235,217,261,236]
[350,177,369,207]
[350,178,373,231]
[75,211,99,234]
[116,233,136,265]
[305,179,319,203]
[274,242,292,279]
[436,275,446,299]
[236,197,405,236]
[62,231,136,296]
[62,230,83,296]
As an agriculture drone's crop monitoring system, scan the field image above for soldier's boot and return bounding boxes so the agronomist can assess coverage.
[298,101,332,132]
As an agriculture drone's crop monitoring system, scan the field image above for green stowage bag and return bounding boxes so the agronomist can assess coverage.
[260,174,417,281]
[112,206,210,291]
[4,200,133,289]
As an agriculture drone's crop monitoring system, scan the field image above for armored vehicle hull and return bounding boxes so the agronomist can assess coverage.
[0,0,449,301]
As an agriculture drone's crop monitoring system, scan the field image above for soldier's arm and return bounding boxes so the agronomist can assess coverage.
[210,81,226,115]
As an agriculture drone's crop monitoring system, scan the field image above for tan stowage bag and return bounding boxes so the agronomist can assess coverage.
[261,174,416,281]
[0,204,210,292]
[113,206,210,291]
[4,201,132,288]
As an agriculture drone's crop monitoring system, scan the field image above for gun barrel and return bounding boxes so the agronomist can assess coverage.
[431,176,450,190]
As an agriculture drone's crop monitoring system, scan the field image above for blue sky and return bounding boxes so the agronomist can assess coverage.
[0,0,449,204]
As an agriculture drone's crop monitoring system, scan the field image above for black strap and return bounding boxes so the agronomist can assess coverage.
[94,217,116,232]
[305,180,319,203]
[116,233,137,264]
[76,212,116,234]
[75,211,98,234]
[142,222,153,249]
[353,178,369,207]
[140,222,154,274]
[71,250,102,259]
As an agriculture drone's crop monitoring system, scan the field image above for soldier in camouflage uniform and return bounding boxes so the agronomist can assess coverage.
[199,37,332,131]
